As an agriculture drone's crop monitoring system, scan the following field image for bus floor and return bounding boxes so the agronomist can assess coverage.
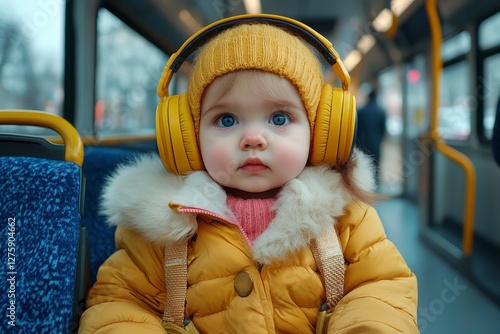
[375,198,500,334]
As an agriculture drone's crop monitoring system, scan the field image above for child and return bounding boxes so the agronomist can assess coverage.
[79,14,418,334]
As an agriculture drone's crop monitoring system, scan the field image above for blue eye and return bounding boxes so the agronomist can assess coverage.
[270,113,290,126]
[217,115,237,127]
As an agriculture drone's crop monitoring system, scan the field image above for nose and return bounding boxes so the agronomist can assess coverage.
[240,128,268,150]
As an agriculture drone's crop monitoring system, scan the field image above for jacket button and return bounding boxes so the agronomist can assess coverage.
[234,272,253,297]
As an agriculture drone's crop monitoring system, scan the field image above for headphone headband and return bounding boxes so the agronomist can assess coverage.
[157,13,351,98]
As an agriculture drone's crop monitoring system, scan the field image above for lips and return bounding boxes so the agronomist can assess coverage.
[240,157,268,172]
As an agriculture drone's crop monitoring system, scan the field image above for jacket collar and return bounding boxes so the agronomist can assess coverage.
[101,150,374,264]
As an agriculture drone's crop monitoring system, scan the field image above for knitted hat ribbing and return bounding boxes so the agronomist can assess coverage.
[188,23,323,136]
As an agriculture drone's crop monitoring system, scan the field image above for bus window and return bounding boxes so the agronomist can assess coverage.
[441,31,470,63]
[439,61,471,141]
[405,55,429,139]
[483,54,500,140]
[379,66,403,138]
[95,9,167,135]
[439,31,471,141]
[378,65,404,195]
[0,1,64,135]
[479,11,500,50]
[479,12,500,140]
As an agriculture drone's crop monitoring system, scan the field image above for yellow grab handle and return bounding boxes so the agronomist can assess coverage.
[434,140,476,255]
[0,111,84,166]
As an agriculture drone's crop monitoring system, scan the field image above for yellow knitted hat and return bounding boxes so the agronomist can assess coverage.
[188,23,323,135]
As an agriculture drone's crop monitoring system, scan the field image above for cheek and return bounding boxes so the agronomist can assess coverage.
[274,140,310,168]
[276,127,311,167]
[201,142,226,167]
[200,136,235,179]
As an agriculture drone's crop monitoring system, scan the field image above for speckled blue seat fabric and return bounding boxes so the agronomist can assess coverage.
[0,156,82,333]
[82,146,139,285]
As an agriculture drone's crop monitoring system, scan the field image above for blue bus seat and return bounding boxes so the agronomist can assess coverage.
[82,146,140,285]
[0,110,86,333]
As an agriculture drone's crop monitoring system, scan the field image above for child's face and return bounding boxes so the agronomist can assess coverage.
[199,71,310,195]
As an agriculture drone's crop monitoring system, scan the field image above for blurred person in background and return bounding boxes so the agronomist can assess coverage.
[355,89,387,184]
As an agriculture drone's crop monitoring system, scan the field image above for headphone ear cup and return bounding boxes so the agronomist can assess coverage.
[337,91,356,164]
[309,85,344,166]
[156,93,204,174]
[309,85,357,167]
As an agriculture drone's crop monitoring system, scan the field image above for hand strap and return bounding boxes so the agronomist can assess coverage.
[311,224,345,309]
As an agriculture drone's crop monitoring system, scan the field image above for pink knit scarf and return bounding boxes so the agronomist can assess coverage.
[226,194,277,244]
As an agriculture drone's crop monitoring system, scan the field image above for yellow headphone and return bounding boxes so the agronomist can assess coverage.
[156,13,356,175]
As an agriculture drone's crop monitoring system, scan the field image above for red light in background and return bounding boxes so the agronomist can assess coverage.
[407,69,420,83]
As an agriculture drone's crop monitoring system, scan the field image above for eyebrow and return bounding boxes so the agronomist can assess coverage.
[202,98,304,116]
[266,98,304,110]
[202,102,238,116]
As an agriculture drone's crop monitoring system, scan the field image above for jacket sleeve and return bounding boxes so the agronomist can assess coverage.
[79,227,166,333]
[328,202,418,333]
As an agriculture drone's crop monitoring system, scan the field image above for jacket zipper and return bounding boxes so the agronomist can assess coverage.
[169,202,254,255]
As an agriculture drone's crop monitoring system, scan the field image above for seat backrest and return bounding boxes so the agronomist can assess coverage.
[0,157,83,332]
[82,146,140,285]
[0,110,86,333]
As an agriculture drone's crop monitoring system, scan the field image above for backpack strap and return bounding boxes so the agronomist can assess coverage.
[162,239,188,327]
[311,223,345,309]
[162,224,345,327]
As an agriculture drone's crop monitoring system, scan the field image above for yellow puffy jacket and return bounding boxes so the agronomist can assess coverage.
[79,152,418,333]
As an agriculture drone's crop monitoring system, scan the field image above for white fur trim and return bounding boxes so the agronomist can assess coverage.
[101,150,375,261]
[351,149,376,193]
[100,154,229,244]
[252,149,375,264]
[252,166,348,264]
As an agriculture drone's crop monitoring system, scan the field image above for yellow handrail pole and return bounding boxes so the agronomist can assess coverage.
[427,0,440,141]
[426,0,476,256]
